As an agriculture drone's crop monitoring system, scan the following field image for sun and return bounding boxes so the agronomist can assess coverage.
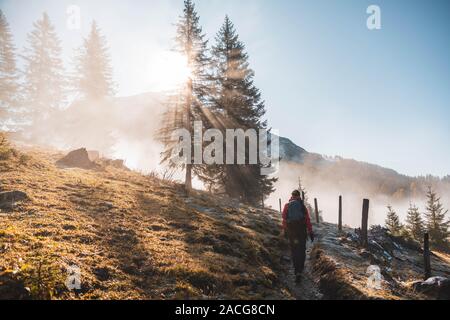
[148,51,191,91]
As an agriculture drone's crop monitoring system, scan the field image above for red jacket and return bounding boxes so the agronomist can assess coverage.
[282,196,313,235]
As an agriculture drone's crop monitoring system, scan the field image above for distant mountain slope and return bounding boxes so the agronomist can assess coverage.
[275,137,450,226]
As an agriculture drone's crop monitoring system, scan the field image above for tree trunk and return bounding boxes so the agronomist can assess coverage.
[185,77,193,193]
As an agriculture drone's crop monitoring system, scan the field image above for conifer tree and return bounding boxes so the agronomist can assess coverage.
[405,203,425,241]
[0,10,19,124]
[385,205,403,236]
[22,13,65,119]
[424,186,449,247]
[73,21,115,100]
[210,15,276,204]
[159,0,210,192]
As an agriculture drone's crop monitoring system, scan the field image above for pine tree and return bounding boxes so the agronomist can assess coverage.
[22,12,65,119]
[159,0,210,192]
[385,205,402,236]
[297,177,308,201]
[73,21,115,100]
[0,10,19,124]
[424,186,449,247]
[210,16,276,204]
[405,203,425,241]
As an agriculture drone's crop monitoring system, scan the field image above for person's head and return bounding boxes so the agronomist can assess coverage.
[291,190,301,198]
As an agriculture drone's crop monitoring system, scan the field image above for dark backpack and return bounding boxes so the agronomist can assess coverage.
[287,199,306,222]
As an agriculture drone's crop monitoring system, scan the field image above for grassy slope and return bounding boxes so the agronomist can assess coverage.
[2,139,449,300]
[1,142,294,300]
[310,223,450,300]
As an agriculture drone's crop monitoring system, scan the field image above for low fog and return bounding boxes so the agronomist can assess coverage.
[19,92,166,174]
[7,93,449,228]
[268,160,450,228]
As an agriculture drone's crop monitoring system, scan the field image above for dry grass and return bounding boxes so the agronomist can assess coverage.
[310,223,450,300]
[310,247,367,300]
[0,141,291,300]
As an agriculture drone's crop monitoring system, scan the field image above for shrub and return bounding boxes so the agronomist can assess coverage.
[19,252,65,300]
[0,133,13,160]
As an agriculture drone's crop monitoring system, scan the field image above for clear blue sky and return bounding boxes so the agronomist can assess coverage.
[1,0,449,177]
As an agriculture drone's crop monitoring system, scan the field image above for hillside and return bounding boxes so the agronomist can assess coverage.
[279,137,450,201]
[2,137,450,300]
[10,91,450,213]
[1,138,327,300]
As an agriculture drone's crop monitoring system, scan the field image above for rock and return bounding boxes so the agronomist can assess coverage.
[358,249,372,259]
[102,158,129,170]
[100,202,114,210]
[111,159,124,167]
[93,267,111,281]
[392,250,407,261]
[0,191,28,210]
[346,231,359,242]
[0,272,31,300]
[56,148,95,170]
[412,277,450,300]
[87,150,100,162]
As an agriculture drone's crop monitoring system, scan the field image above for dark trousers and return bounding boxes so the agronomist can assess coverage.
[287,220,307,274]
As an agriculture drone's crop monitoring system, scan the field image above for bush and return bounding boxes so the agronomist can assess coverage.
[0,133,19,160]
[19,252,65,300]
[0,133,12,160]
[19,153,32,165]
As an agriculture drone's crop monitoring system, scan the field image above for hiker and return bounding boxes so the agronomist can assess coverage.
[282,190,314,282]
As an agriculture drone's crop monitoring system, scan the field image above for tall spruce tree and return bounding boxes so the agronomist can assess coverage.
[73,21,115,100]
[210,16,276,204]
[0,10,19,123]
[424,186,449,247]
[385,205,402,236]
[405,203,425,241]
[159,0,210,192]
[22,13,65,119]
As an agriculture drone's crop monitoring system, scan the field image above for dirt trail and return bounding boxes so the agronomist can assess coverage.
[279,226,322,300]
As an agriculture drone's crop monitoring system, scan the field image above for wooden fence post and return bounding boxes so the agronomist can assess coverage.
[314,198,320,223]
[338,195,343,231]
[423,233,431,280]
[361,199,369,247]
[279,198,282,213]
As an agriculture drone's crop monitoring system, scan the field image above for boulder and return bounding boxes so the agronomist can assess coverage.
[0,272,31,300]
[0,191,28,210]
[103,158,129,170]
[412,276,450,300]
[87,150,100,162]
[56,148,95,169]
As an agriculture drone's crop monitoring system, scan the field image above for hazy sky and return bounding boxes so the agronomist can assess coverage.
[1,0,449,177]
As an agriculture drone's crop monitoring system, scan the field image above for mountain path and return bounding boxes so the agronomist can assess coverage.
[279,236,322,300]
